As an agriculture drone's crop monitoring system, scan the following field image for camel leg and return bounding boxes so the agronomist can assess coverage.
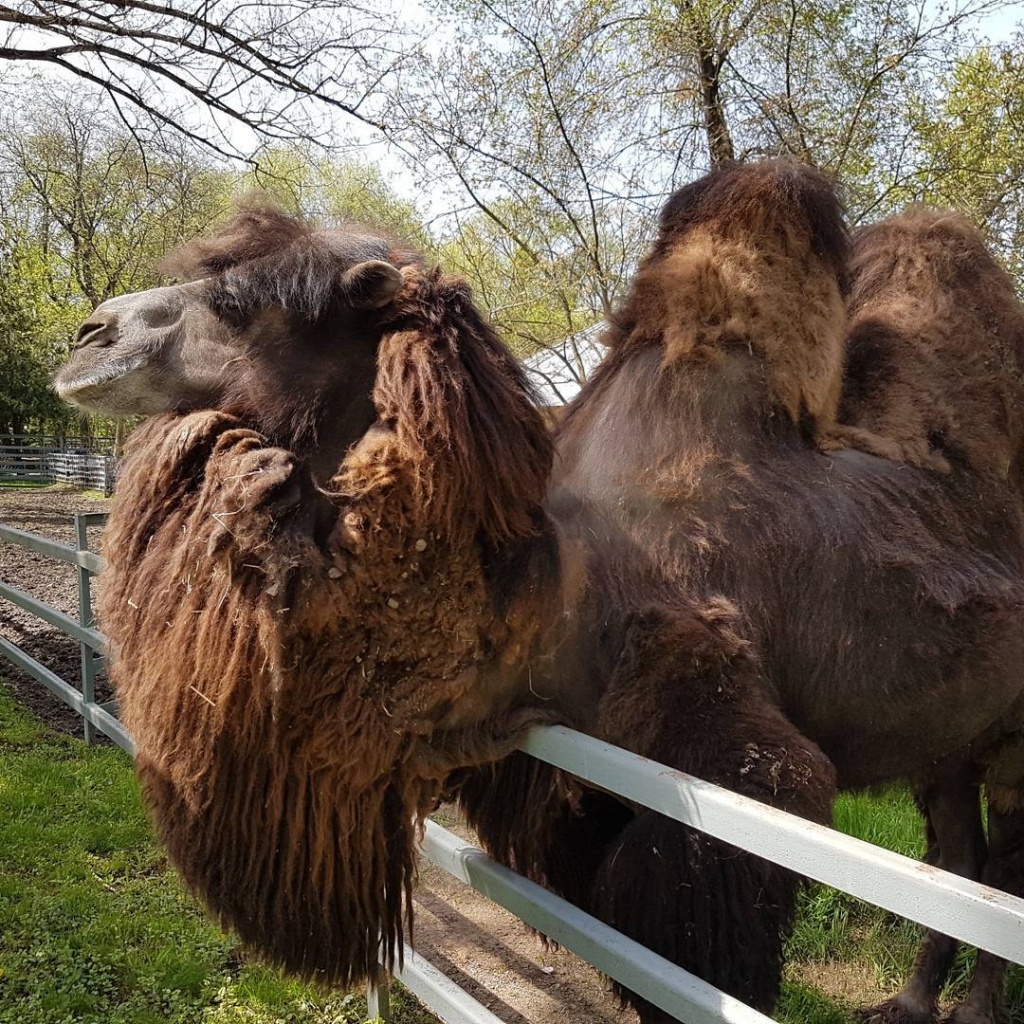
[457,754,635,910]
[862,779,986,1024]
[587,605,836,1021]
[943,801,1024,1024]
[590,810,800,1021]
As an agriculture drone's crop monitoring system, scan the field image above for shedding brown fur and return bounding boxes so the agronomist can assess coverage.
[100,265,556,986]
[611,162,849,436]
[842,208,1024,480]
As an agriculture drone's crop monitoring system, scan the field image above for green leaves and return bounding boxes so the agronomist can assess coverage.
[910,40,1024,285]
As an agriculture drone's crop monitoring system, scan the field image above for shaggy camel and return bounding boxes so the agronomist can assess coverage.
[56,164,1024,1024]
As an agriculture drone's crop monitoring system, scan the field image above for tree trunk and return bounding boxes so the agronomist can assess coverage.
[697,39,735,167]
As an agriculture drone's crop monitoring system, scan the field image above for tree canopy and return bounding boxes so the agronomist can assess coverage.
[0,0,404,160]
[0,0,1021,429]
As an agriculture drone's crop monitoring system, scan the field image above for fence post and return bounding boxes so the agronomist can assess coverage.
[75,514,97,745]
[367,976,391,1021]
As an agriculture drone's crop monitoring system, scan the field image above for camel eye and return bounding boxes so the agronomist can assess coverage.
[208,284,249,325]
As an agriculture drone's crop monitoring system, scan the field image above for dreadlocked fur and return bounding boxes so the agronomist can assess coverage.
[99,259,557,987]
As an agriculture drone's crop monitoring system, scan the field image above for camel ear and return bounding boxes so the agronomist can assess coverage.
[340,260,404,309]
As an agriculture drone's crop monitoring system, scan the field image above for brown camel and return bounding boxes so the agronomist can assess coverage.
[55,165,1024,1024]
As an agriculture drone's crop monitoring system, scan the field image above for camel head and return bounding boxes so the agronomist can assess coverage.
[55,205,420,477]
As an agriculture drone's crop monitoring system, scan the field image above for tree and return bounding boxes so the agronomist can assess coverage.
[0,0,407,159]
[910,39,1024,285]
[0,90,234,436]
[242,145,432,246]
[1,92,232,306]
[0,252,72,436]
[387,0,1020,391]
[389,0,667,366]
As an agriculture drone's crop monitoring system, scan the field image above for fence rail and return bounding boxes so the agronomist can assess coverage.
[1,515,1022,1024]
[0,446,116,493]
[0,434,115,453]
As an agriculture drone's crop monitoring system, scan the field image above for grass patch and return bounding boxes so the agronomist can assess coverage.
[2,681,1020,1023]
[0,687,437,1024]
[780,788,1024,1022]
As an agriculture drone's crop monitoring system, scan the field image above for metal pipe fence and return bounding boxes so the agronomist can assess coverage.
[0,515,129,751]
[0,445,116,493]
[1,515,1022,1024]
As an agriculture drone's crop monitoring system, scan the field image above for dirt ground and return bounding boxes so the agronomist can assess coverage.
[0,485,636,1024]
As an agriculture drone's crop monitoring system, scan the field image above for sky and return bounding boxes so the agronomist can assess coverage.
[0,0,1019,217]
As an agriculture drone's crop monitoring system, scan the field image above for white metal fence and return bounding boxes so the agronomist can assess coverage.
[0,443,116,493]
[1,515,1022,1024]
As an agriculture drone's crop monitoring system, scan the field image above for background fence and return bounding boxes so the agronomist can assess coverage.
[0,441,116,493]
[0,434,115,453]
[1,514,1023,1024]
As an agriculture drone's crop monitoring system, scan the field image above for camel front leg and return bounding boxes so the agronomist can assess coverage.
[589,603,837,1020]
[860,777,986,1024]
[944,800,1024,1024]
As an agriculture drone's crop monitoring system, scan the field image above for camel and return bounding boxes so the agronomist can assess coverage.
[54,165,1024,1024]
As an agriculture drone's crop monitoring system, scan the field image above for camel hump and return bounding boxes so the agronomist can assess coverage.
[840,208,1024,484]
[655,159,850,291]
[596,160,850,438]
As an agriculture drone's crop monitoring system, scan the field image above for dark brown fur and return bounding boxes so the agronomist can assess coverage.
[100,251,557,986]
[841,208,1024,481]
[461,601,836,1016]
[95,170,1024,1023]
[597,160,852,438]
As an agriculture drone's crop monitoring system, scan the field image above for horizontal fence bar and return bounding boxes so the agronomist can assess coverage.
[0,523,103,573]
[0,436,113,445]
[520,725,1024,964]
[0,635,133,754]
[422,819,773,1024]
[0,579,105,650]
[390,950,508,1024]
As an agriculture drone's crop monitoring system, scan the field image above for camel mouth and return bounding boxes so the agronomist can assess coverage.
[55,352,146,395]
[54,353,167,415]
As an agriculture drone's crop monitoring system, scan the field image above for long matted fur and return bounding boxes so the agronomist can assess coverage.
[842,208,1024,479]
[100,266,555,986]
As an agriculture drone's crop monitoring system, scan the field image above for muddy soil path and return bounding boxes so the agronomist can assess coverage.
[0,485,635,1024]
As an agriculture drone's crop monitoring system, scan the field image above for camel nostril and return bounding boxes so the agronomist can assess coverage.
[74,318,116,350]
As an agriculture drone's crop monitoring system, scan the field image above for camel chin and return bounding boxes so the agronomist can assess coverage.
[55,358,184,417]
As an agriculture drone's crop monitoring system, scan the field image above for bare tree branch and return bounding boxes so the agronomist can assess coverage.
[0,1,408,160]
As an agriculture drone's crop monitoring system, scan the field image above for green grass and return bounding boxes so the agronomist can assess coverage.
[0,688,437,1024]
[779,788,1024,1022]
